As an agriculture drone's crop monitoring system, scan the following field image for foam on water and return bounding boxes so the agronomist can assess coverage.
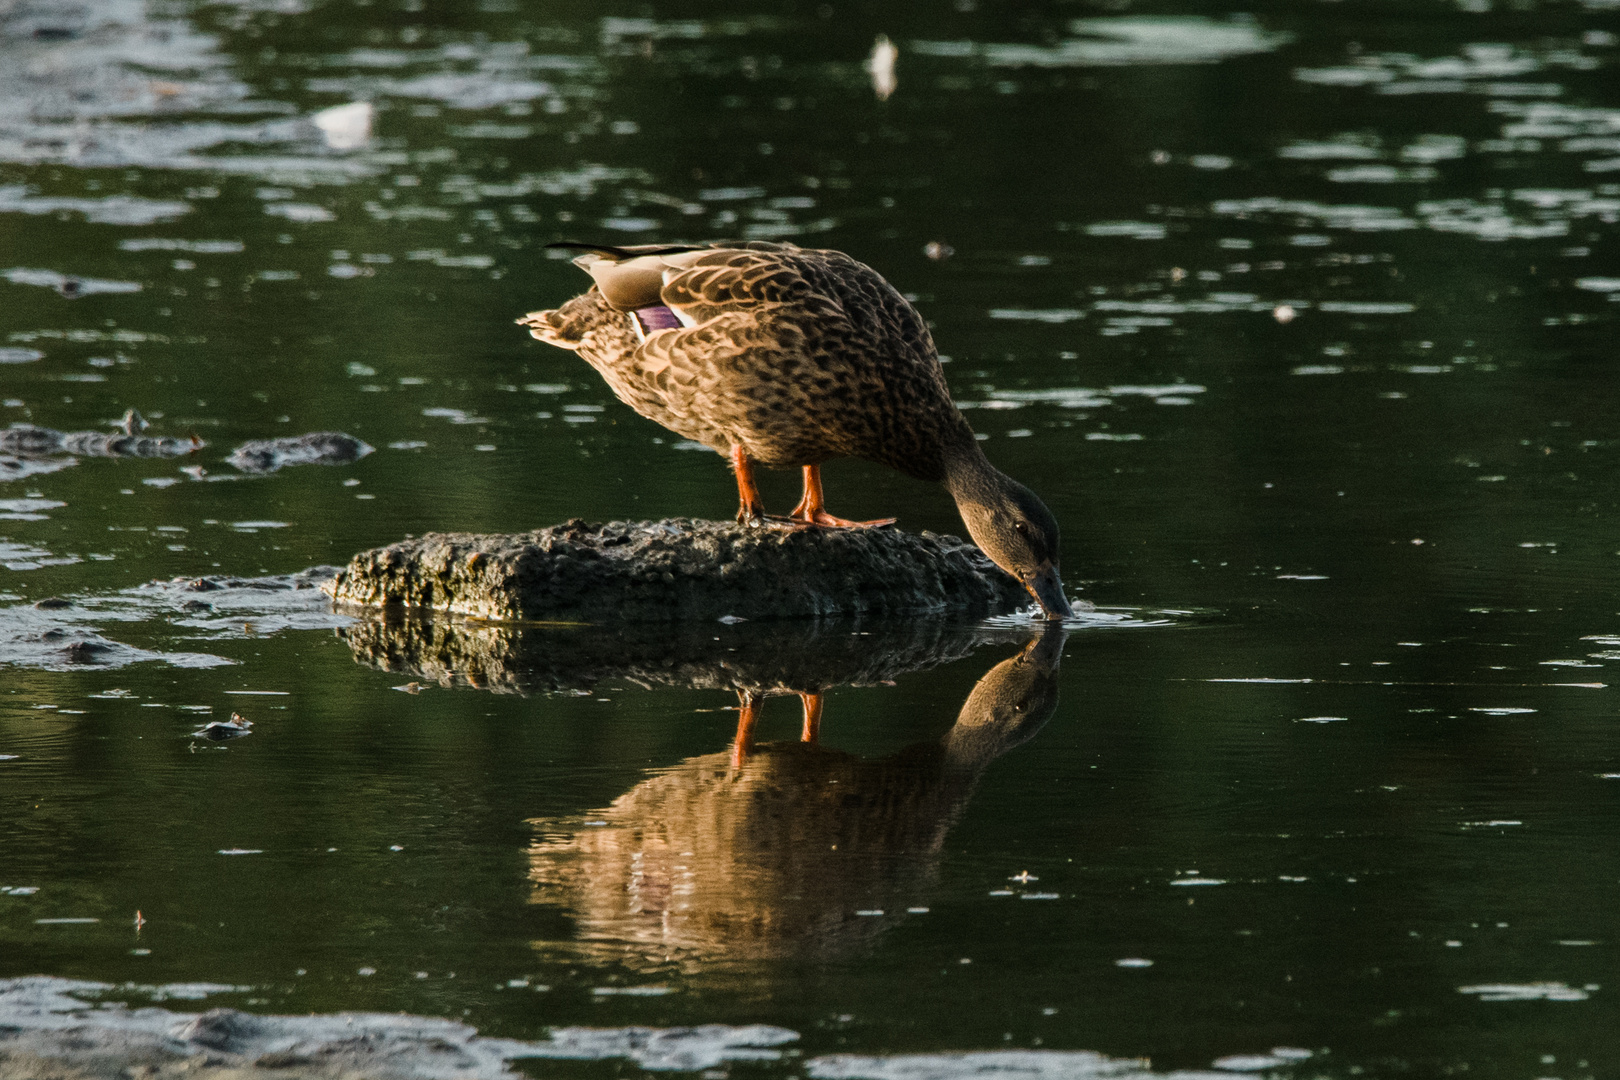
[808,1049,1270,1079]
[0,187,190,226]
[2,268,142,295]
[914,16,1291,69]
[1458,982,1595,1002]
[979,607,1180,630]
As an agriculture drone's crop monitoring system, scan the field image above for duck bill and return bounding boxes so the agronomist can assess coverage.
[1023,562,1073,620]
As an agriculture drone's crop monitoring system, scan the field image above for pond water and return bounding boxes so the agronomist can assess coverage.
[2,0,1618,1076]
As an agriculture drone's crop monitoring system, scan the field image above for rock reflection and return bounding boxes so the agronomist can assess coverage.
[524,626,1066,970]
[340,611,1003,695]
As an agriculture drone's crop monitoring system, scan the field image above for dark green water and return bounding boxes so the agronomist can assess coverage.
[2,0,1619,1076]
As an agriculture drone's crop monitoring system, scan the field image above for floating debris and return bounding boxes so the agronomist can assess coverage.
[313,101,374,150]
[1458,982,1594,1002]
[867,35,898,100]
[194,713,253,741]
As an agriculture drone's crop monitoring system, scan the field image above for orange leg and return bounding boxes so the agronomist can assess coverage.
[789,465,897,529]
[730,690,762,768]
[729,445,767,525]
[799,691,823,743]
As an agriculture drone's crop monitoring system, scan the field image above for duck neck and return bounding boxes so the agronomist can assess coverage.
[940,432,1005,510]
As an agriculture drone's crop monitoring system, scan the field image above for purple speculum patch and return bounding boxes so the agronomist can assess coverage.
[635,305,681,334]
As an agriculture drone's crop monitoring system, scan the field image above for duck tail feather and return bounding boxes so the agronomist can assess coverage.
[515,307,581,350]
[545,241,709,260]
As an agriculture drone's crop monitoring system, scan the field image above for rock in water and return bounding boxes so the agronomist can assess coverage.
[0,423,199,458]
[227,431,373,473]
[323,518,1034,622]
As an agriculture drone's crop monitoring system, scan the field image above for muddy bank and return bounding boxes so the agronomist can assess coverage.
[324,518,1036,622]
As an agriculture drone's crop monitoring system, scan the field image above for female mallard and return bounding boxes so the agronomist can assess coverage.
[517,240,1072,618]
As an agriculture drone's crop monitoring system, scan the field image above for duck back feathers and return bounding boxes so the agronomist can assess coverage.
[520,241,973,481]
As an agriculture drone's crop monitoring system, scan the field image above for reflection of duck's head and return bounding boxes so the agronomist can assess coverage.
[526,629,1067,971]
[943,623,1066,770]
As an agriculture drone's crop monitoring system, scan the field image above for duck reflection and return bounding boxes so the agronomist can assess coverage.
[525,625,1066,969]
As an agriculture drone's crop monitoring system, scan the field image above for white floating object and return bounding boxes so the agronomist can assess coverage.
[313,101,374,150]
[1213,1053,1295,1071]
[867,35,898,100]
[1458,981,1591,1002]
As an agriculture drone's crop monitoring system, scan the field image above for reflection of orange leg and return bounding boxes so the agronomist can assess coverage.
[799,692,823,743]
[729,445,766,525]
[731,690,762,768]
[789,465,896,529]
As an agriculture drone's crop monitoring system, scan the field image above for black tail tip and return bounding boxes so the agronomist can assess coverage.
[545,241,708,259]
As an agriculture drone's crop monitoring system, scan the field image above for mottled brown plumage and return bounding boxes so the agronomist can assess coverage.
[517,240,1074,617]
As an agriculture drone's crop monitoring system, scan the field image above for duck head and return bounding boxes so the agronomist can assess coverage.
[944,442,1073,619]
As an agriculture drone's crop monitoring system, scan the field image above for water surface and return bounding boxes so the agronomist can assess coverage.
[2,0,1619,1077]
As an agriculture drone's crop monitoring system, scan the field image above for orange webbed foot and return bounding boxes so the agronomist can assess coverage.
[788,465,897,529]
[792,510,898,529]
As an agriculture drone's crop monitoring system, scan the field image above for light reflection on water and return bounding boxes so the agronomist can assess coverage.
[1,0,1619,1075]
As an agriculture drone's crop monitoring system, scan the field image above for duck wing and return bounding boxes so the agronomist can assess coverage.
[624,245,967,477]
[656,246,842,326]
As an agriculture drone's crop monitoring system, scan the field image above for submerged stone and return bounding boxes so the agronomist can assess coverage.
[0,422,201,459]
[323,518,1035,622]
[226,431,374,473]
[0,976,799,1079]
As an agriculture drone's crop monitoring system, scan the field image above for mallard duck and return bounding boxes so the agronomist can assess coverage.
[517,240,1072,618]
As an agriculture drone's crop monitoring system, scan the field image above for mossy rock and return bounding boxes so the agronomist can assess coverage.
[323,517,1031,622]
